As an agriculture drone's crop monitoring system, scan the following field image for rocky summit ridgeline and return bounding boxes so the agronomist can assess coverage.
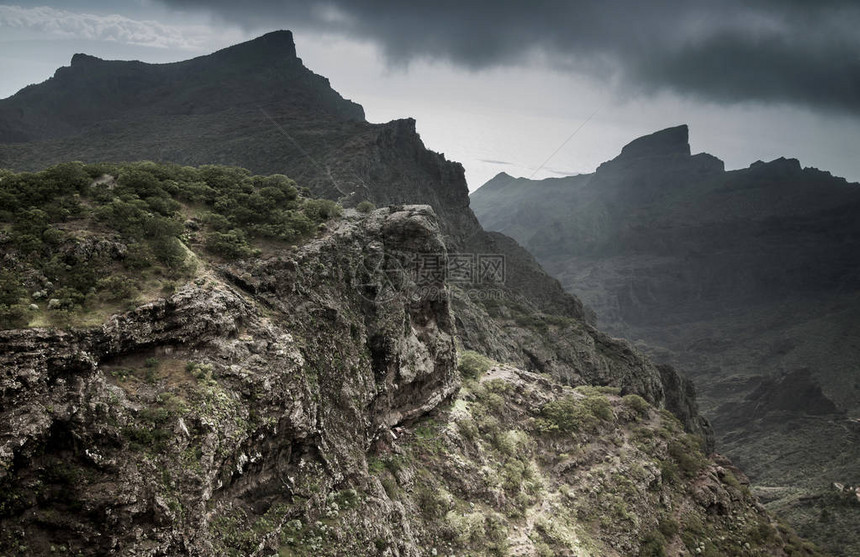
[0,34,822,555]
[472,124,860,555]
[0,30,364,145]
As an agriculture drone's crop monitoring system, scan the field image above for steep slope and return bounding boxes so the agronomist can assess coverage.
[471,125,860,555]
[0,32,709,441]
[0,163,819,556]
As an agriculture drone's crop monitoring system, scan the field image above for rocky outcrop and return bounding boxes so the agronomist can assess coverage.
[0,206,457,555]
[239,363,811,556]
[616,124,691,160]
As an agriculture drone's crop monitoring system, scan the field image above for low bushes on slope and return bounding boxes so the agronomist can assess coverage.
[0,161,341,328]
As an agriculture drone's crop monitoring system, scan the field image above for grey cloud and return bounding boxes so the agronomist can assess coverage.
[633,31,860,113]
[0,4,214,50]
[153,0,860,114]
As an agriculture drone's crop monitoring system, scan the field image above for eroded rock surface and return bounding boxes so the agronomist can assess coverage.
[0,206,457,555]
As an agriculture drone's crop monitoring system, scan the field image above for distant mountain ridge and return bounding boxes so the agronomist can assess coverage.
[471,125,860,555]
[475,126,860,313]
[0,30,363,144]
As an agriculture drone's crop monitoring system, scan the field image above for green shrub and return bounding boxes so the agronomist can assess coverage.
[538,396,583,434]
[381,476,399,499]
[0,270,25,307]
[303,198,342,221]
[0,304,30,329]
[581,385,621,396]
[41,227,66,246]
[415,485,446,518]
[205,230,258,259]
[667,437,706,478]
[501,457,532,492]
[639,532,667,557]
[538,394,613,435]
[125,404,173,452]
[356,200,376,213]
[658,516,679,538]
[456,418,479,441]
[585,395,614,421]
[330,488,360,510]
[623,394,651,417]
[367,457,385,475]
[660,459,679,485]
[51,287,87,310]
[96,275,139,302]
[177,180,217,203]
[40,161,91,193]
[201,211,232,231]
[458,350,493,380]
[721,469,741,489]
[188,362,215,383]
[747,519,778,545]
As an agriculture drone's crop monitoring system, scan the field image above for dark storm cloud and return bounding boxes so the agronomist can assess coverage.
[157,0,860,114]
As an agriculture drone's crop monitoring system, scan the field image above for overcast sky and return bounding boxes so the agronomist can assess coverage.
[2,1,859,188]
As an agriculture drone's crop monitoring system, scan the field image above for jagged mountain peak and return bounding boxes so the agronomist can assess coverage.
[69,52,103,66]
[63,30,298,72]
[471,120,860,554]
[191,29,300,70]
[749,156,802,173]
[476,171,518,189]
[596,124,725,175]
[218,29,297,56]
[63,30,299,71]
[617,124,691,160]
[0,31,707,438]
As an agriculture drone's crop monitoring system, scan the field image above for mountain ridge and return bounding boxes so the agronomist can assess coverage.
[0,32,704,429]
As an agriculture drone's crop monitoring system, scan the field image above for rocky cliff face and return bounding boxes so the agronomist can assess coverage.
[471,125,860,555]
[0,205,459,555]
[0,186,812,555]
[0,32,709,443]
[0,301,810,556]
